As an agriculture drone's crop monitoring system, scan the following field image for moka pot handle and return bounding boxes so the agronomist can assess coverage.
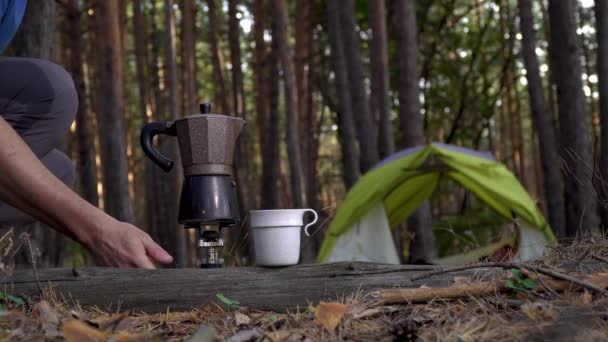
[140,122,176,172]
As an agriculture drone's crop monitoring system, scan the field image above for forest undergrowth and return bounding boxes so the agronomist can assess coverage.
[0,231,607,341]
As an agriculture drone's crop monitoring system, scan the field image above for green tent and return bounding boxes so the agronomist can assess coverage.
[317,143,557,264]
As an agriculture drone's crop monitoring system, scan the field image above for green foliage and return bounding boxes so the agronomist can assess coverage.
[505,268,537,293]
[216,293,240,309]
[431,179,508,258]
[0,291,25,305]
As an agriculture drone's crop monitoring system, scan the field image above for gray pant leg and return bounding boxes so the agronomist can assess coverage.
[0,57,77,225]
[0,149,75,225]
[0,57,77,156]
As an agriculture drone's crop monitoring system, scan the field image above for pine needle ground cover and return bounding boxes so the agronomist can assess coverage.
[1,237,608,341]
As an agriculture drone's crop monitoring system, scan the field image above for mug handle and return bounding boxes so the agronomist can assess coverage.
[303,209,319,237]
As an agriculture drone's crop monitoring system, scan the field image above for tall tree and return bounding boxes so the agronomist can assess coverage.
[517,0,566,237]
[207,0,231,115]
[133,0,161,242]
[67,0,99,208]
[369,0,395,159]
[548,0,597,236]
[163,0,186,266]
[326,0,360,189]
[273,0,306,208]
[295,0,319,208]
[181,0,197,116]
[393,0,435,263]
[95,0,136,224]
[596,0,608,230]
[339,0,379,173]
[595,0,608,230]
[255,0,280,210]
[10,1,56,59]
[228,0,255,213]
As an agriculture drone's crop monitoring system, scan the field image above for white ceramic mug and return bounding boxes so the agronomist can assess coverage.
[249,209,318,266]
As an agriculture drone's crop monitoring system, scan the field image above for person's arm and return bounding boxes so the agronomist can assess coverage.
[0,117,173,268]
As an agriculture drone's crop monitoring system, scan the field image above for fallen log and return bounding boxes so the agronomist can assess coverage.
[0,262,503,313]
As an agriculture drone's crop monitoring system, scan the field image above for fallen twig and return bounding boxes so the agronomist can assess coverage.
[373,280,504,304]
[411,262,608,295]
[592,255,608,264]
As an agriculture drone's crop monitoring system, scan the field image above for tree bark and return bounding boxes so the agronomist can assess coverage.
[95,0,136,224]
[339,0,379,173]
[295,0,319,209]
[3,262,504,313]
[548,0,597,236]
[9,1,56,60]
[369,0,395,159]
[596,0,608,230]
[393,0,436,263]
[255,0,280,210]
[517,0,566,238]
[207,0,231,116]
[228,0,255,213]
[66,0,99,209]
[133,0,157,238]
[163,0,186,267]
[273,0,306,208]
[181,0,197,116]
[326,0,360,189]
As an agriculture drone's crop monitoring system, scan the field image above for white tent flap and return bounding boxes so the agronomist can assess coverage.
[515,223,549,261]
[326,202,400,264]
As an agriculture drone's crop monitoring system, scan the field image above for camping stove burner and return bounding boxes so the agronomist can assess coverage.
[198,225,224,268]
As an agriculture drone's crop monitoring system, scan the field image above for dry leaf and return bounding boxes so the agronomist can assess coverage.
[234,312,251,326]
[581,290,593,305]
[99,313,133,333]
[34,300,61,339]
[453,276,470,284]
[583,273,608,288]
[114,331,157,342]
[63,320,108,342]
[313,302,348,332]
[521,302,556,321]
[34,301,59,326]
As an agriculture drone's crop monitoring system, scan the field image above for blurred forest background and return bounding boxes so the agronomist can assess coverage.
[3,0,607,268]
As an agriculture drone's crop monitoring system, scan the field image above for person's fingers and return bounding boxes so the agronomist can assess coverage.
[136,257,156,269]
[144,237,174,265]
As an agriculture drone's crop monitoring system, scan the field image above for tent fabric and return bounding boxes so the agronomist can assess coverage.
[325,202,401,264]
[317,143,557,263]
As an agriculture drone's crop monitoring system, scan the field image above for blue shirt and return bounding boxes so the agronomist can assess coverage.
[0,0,27,52]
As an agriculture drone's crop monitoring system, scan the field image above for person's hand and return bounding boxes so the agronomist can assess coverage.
[87,218,173,268]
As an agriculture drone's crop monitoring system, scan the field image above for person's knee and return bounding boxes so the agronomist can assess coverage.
[40,60,78,132]
[0,57,78,140]
[42,149,75,188]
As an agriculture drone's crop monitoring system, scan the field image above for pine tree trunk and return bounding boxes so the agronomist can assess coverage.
[163,0,186,267]
[207,0,231,115]
[181,0,197,116]
[339,0,379,173]
[95,0,136,224]
[254,0,280,210]
[517,0,566,237]
[579,7,599,139]
[229,0,255,214]
[133,0,161,241]
[369,0,395,159]
[326,0,360,189]
[548,0,597,236]
[295,0,318,209]
[273,0,306,209]
[67,0,99,208]
[393,0,435,264]
[9,1,56,60]
[596,0,608,230]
